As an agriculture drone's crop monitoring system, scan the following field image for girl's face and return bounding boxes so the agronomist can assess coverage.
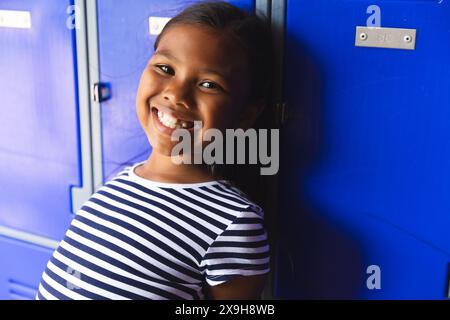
[136,23,254,157]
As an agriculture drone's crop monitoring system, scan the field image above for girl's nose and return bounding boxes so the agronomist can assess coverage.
[162,80,191,109]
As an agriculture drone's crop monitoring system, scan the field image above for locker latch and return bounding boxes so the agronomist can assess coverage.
[92,82,112,102]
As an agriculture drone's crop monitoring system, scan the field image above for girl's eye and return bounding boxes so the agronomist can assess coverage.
[155,64,174,75]
[200,81,222,91]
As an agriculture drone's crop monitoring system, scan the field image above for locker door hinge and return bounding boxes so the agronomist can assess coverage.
[91,82,112,102]
[276,102,288,126]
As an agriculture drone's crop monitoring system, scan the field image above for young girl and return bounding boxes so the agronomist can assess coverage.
[36,1,274,300]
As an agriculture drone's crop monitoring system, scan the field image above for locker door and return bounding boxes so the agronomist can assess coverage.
[0,237,53,299]
[277,0,450,298]
[94,0,256,183]
[0,1,79,241]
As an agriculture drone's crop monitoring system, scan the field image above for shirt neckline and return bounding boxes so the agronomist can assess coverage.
[128,161,229,188]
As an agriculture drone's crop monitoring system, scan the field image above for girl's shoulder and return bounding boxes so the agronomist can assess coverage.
[212,180,264,217]
[102,162,135,182]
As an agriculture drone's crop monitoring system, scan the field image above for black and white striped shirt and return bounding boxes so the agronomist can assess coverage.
[36,161,270,300]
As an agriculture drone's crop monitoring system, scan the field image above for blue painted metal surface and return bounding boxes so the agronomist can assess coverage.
[276,0,450,299]
[95,0,256,182]
[0,0,79,241]
[0,236,53,299]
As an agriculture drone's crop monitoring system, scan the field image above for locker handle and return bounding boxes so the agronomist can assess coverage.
[92,82,112,102]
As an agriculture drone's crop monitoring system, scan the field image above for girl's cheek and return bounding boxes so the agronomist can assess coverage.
[143,73,165,98]
[136,75,155,119]
[201,112,226,131]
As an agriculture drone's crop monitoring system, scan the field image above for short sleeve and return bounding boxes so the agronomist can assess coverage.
[201,206,270,286]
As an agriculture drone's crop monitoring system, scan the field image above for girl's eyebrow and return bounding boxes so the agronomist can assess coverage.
[199,68,229,82]
[154,50,179,62]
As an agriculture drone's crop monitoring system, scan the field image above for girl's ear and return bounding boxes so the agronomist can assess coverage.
[238,99,266,130]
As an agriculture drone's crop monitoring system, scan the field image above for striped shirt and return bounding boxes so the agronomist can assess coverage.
[36,161,270,300]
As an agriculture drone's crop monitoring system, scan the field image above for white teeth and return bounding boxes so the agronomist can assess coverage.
[156,109,192,129]
[157,110,177,128]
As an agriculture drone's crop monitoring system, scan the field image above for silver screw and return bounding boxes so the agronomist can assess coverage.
[360,32,368,41]
[404,35,412,43]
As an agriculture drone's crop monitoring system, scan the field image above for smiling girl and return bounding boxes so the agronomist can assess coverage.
[36,1,274,300]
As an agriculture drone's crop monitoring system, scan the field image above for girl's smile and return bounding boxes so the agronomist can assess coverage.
[136,23,252,158]
[150,105,196,137]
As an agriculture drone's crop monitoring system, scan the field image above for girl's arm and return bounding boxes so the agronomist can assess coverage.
[204,274,268,300]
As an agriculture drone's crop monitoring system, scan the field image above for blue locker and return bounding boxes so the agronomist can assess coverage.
[0,0,261,300]
[276,0,450,298]
[95,0,256,183]
[0,0,78,241]
[0,237,53,299]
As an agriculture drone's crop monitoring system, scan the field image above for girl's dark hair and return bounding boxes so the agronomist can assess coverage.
[154,1,276,228]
